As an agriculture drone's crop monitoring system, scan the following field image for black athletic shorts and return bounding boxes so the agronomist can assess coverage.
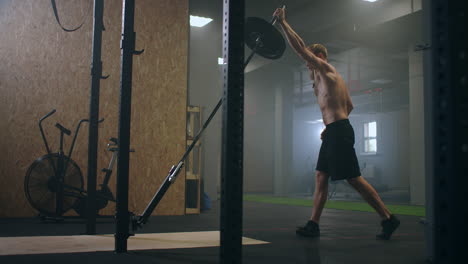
[315,119,361,181]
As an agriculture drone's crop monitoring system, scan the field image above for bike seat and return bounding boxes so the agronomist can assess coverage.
[55,123,71,135]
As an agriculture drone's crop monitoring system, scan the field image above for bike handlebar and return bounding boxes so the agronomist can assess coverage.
[67,118,105,159]
[37,109,106,158]
[39,109,56,123]
[39,109,56,155]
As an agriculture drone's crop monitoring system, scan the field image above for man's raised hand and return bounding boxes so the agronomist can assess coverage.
[273,6,286,22]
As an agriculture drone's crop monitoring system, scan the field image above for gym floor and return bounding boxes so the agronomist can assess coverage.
[0,200,426,264]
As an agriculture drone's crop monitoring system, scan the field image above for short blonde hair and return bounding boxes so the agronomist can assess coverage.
[308,44,328,59]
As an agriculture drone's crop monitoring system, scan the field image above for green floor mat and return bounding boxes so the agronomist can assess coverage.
[244,195,425,217]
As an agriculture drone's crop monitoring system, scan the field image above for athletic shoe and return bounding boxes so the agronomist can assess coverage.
[376,214,400,240]
[296,220,320,237]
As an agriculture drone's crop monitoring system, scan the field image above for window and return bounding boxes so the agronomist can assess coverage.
[364,121,377,153]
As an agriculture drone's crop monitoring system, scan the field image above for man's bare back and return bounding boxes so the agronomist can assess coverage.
[308,62,353,125]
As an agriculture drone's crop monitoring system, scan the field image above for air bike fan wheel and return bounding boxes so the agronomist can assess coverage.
[24,153,84,217]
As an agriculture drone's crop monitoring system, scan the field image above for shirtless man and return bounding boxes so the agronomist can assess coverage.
[273,7,400,240]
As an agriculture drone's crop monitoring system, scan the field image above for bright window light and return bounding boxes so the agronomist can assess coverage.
[364,121,377,153]
[190,15,213,27]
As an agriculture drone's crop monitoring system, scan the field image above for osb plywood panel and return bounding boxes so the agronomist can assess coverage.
[0,0,188,217]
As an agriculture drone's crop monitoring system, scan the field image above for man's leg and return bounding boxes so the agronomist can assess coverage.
[311,170,329,223]
[347,176,400,240]
[346,176,390,220]
[296,170,328,237]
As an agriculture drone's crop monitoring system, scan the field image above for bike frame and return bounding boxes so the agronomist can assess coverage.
[36,109,103,216]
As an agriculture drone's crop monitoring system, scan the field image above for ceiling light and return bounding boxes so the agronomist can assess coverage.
[363,0,378,2]
[218,57,226,65]
[190,15,213,27]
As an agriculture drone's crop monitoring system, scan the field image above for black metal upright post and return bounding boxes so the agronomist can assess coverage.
[422,0,434,261]
[86,0,105,235]
[220,1,245,263]
[430,0,468,263]
[115,0,136,253]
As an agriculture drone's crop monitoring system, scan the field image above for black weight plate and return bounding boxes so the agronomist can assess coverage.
[245,17,286,60]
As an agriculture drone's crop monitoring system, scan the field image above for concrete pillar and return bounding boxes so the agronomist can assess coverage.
[273,82,293,196]
[409,45,426,205]
[274,85,284,196]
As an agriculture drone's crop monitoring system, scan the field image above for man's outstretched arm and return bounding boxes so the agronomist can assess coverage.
[274,8,323,69]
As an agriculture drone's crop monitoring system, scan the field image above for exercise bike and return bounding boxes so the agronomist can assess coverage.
[23,109,111,220]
